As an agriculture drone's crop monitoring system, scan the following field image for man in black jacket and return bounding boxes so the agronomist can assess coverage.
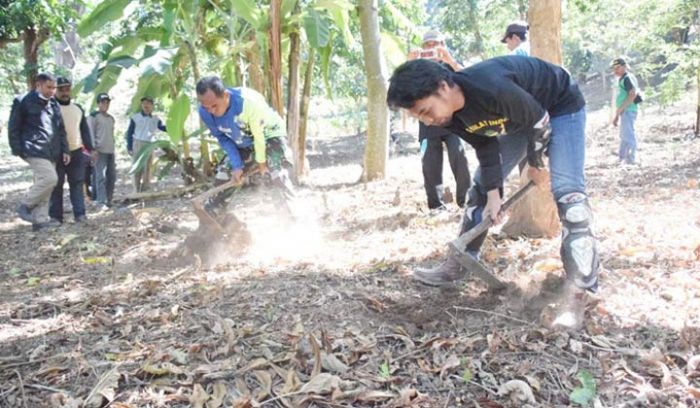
[387,56,598,296]
[8,73,70,231]
[49,77,94,223]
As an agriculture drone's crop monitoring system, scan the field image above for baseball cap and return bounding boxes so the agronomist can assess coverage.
[422,30,444,44]
[96,93,111,102]
[501,22,528,43]
[610,57,627,67]
[56,77,72,87]
[141,95,154,103]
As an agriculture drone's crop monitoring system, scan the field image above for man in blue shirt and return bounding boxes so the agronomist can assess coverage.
[196,76,295,213]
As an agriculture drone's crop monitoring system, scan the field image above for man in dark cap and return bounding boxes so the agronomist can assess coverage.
[126,95,166,192]
[88,93,117,209]
[501,21,530,56]
[49,77,94,223]
[611,58,642,164]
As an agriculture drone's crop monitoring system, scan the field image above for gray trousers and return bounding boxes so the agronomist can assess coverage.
[21,157,58,223]
[95,152,116,205]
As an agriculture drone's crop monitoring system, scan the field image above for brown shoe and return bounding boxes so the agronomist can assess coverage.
[413,256,467,286]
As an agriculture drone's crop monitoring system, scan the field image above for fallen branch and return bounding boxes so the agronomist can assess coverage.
[15,371,28,408]
[114,182,208,204]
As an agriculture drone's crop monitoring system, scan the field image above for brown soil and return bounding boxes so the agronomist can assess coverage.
[1,99,699,407]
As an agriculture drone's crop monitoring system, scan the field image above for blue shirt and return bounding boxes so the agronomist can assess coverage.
[198,88,252,170]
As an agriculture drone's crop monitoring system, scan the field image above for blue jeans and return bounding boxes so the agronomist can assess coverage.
[619,110,637,164]
[49,149,88,221]
[462,108,588,246]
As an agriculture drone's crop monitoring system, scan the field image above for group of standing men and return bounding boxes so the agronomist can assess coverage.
[8,73,168,230]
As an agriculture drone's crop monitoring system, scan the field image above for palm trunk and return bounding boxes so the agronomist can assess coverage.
[297,47,315,181]
[245,33,265,94]
[696,66,700,136]
[501,0,561,239]
[268,0,284,115]
[287,2,306,181]
[358,0,389,181]
[185,40,213,177]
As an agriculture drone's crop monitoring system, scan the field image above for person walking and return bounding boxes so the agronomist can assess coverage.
[49,77,94,223]
[88,93,117,209]
[8,73,70,230]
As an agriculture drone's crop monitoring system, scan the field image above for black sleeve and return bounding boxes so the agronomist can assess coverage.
[8,97,24,157]
[457,132,503,192]
[494,82,550,168]
[77,105,94,150]
[494,81,547,131]
[622,76,635,92]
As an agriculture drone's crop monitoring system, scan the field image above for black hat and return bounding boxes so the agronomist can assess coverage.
[56,77,72,87]
[610,57,627,67]
[96,93,111,102]
[501,22,528,43]
[140,95,154,103]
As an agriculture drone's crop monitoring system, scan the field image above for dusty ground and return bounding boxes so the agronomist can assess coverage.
[1,97,699,408]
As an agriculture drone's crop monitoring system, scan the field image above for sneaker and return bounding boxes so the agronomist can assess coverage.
[16,204,33,223]
[32,219,62,231]
[75,215,88,223]
[94,203,110,213]
[413,256,467,286]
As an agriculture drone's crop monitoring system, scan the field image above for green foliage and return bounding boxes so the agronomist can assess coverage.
[379,361,391,378]
[563,0,698,105]
[165,92,191,144]
[304,8,332,48]
[0,0,78,41]
[77,0,131,37]
[569,370,597,406]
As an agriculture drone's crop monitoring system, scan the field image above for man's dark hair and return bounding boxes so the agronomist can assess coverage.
[196,76,226,97]
[387,59,455,109]
[35,73,56,83]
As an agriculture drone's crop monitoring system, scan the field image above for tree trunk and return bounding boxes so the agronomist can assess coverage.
[696,65,700,136]
[297,47,315,181]
[185,40,213,177]
[268,0,284,115]
[287,2,308,181]
[358,0,389,181]
[527,0,562,65]
[501,0,561,239]
[467,0,486,59]
[23,27,48,90]
[245,33,266,94]
[54,31,79,69]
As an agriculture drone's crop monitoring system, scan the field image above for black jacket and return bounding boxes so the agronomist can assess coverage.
[8,91,68,161]
[445,56,585,191]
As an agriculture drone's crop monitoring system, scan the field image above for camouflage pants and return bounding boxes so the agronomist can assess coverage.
[207,137,295,214]
[239,137,293,175]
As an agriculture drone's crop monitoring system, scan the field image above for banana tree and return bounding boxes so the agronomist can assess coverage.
[78,0,224,180]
